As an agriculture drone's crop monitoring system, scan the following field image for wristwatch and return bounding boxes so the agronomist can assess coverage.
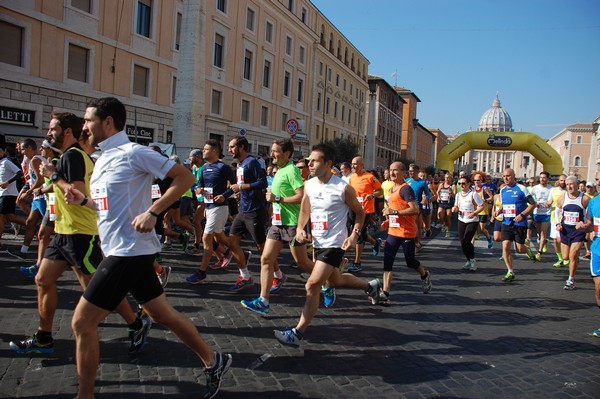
[51,172,61,183]
[275,195,281,203]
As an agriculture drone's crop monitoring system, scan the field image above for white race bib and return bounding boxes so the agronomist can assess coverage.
[48,193,56,221]
[563,211,579,226]
[594,217,600,238]
[310,212,329,236]
[236,167,245,184]
[91,182,109,217]
[440,189,450,201]
[203,187,214,204]
[272,203,282,226]
[503,204,516,217]
[151,184,162,199]
[389,214,400,228]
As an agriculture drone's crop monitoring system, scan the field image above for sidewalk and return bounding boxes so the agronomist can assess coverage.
[0,227,598,398]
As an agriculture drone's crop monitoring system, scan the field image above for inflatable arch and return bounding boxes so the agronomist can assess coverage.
[436,131,563,175]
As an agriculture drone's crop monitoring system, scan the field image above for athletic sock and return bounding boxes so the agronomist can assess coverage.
[274,270,283,279]
[239,267,251,279]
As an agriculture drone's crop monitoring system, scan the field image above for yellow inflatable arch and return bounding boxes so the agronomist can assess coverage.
[436,131,563,175]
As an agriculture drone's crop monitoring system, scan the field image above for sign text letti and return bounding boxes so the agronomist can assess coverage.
[0,106,35,126]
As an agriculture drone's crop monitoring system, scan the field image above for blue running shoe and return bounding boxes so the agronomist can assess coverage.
[593,328,600,337]
[322,285,336,308]
[186,270,207,284]
[241,297,270,317]
[487,238,493,249]
[347,262,362,272]
[274,328,303,347]
[270,273,287,294]
[19,264,38,279]
[10,332,54,354]
[372,238,382,256]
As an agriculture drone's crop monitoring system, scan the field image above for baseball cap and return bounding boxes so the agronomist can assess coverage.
[190,149,202,157]
[183,159,191,165]
[41,140,62,154]
[586,181,594,187]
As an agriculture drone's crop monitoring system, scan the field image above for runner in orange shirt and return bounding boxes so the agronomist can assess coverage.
[347,156,383,272]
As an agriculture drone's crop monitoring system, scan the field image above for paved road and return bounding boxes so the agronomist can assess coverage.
[1,227,599,398]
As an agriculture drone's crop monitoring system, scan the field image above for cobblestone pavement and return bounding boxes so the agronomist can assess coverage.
[1,227,599,398]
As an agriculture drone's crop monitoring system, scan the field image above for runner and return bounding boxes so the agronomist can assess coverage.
[530,171,553,261]
[437,173,455,238]
[453,175,485,271]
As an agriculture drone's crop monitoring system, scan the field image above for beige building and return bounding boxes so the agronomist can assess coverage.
[546,123,596,182]
[0,0,182,148]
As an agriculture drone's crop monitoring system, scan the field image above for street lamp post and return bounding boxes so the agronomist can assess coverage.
[564,139,570,175]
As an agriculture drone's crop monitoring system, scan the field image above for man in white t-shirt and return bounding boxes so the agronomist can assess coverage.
[530,171,553,261]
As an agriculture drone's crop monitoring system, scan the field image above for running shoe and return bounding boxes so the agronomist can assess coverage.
[421,229,426,239]
[221,249,233,268]
[157,265,171,288]
[425,229,432,238]
[542,243,548,253]
[487,238,493,249]
[162,241,172,250]
[185,246,202,256]
[366,278,381,305]
[469,259,477,271]
[372,238,382,256]
[379,291,391,306]
[462,261,471,270]
[274,328,303,347]
[19,263,38,279]
[347,262,362,272]
[502,271,515,282]
[563,278,575,290]
[186,270,207,284]
[129,316,152,353]
[553,260,563,268]
[240,297,270,317]
[421,271,432,293]
[229,276,254,292]
[9,331,54,354]
[564,260,571,267]
[593,328,600,337]
[415,242,423,253]
[203,352,232,399]
[290,261,298,269]
[179,232,190,250]
[155,253,163,263]
[270,273,287,294]
[322,285,336,308]
[535,252,542,262]
[583,251,591,259]
[445,230,450,238]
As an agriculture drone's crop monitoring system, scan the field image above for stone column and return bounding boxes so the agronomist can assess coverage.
[173,1,206,156]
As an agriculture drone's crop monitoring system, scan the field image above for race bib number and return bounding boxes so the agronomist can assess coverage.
[357,196,364,205]
[203,187,214,204]
[236,167,245,184]
[503,204,516,217]
[310,212,329,235]
[48,193,56,221]
[389,215,400,228]
[594,217,600,237]
[91,182,109,217]
[563,211,579,225]
[272,203,282,226]
[440,189,450,201]
[151,184,162,199]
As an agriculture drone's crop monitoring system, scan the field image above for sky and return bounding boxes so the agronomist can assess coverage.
[311,0,600,139]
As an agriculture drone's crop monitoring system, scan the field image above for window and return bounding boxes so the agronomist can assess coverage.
[136,0,152,38]
[241,99,250,122]
[348,109,351,124]
[262,60,271,88]
[317,93,321,111]
[319,62,323,76]
[297,78,304,102]
[336,74,339,87]
[71,0,91,13]
[211,89,222,114]
[133,65,149,97]
[243,49,253,80]
[326,97,330,114]
[281,113,288,131]
[0,21,23,67]
[327,68,331,82]
[216,0,226,13]
[299,45,305,64]
[574,156,581,167]
[171,76,177,103]
[265,21,273,43]
[261,106,269,127]
[213,33,224,68]
[287,0,294,12]
[576,135,582,144]
[68,44,89,82]
[246,8,255,31]
[334,102,338,118]
[301,7,307,23]
[285,36,292,56]
[175,12,182,51]
[283,71,290,97]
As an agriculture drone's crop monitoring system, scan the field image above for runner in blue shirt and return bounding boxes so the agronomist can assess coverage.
[406,164,431,251]
[498,168,536,282]
[581,171,600,337]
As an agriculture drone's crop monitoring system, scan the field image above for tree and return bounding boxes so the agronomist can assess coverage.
[320,137,360,165]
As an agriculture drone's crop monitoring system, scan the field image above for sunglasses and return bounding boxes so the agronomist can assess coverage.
[473,179,481,182]
[458,182,467,185]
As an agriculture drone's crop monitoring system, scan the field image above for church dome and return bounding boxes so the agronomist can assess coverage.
[478,94,513,132]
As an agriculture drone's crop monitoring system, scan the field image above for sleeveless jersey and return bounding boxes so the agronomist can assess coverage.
[456,190,482,223]
[29,155,47,200]
[474,186,489,215]
[387,183,417,239]
[304,174,348,248]
[560,192,585,227]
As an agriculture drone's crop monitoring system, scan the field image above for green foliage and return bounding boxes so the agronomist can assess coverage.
[320,137,360,165]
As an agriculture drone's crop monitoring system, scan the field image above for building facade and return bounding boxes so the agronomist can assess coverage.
[546,123,595,182]
[0,0,182,148]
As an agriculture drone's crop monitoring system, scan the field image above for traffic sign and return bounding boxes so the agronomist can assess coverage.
[285,118,299,135]
[239,128,247,137]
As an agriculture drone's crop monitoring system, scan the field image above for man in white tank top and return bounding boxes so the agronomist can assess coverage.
[274,143,382,348]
